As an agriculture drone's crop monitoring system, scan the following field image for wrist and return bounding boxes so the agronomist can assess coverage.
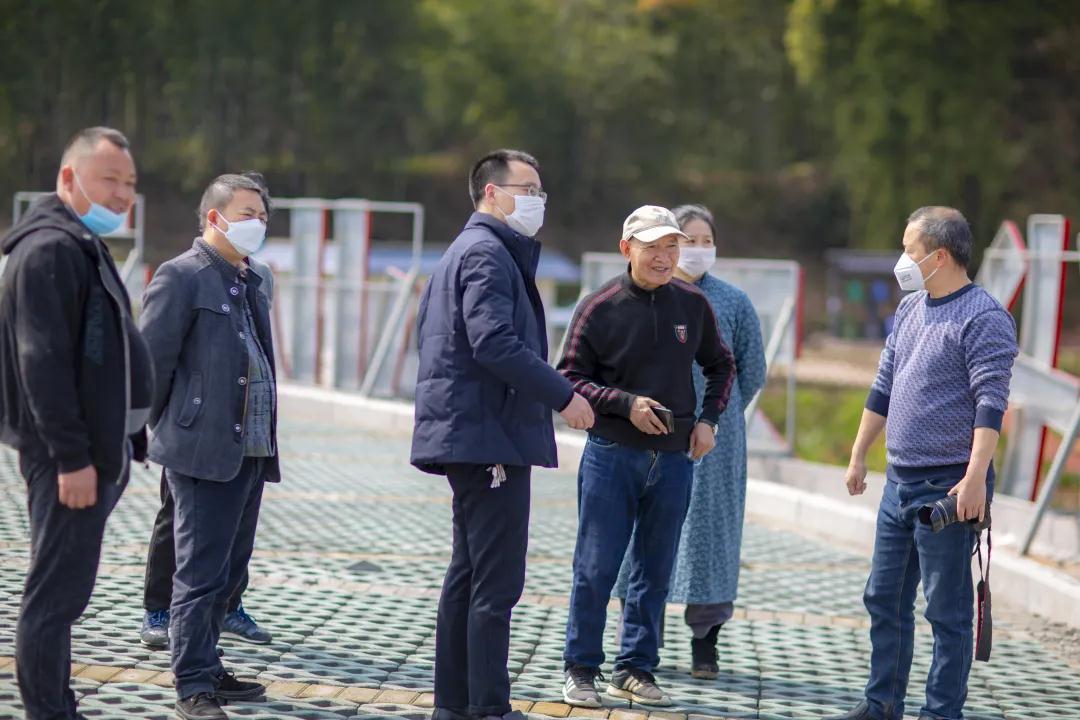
[961,471,987,486]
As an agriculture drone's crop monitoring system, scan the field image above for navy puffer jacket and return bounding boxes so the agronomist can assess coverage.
[410,213,573,475]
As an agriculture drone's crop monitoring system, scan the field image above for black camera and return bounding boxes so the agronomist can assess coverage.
[919,494,995,662]
[917,495,991,533]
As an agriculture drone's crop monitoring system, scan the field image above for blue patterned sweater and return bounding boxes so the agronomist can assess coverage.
[866,283,1018,480]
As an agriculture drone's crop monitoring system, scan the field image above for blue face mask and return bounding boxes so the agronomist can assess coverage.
[73,172,127,236]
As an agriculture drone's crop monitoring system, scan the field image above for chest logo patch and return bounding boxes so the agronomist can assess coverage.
[674,324,688,343]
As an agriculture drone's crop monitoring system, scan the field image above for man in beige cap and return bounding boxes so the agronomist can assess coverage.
[557,206,735,707]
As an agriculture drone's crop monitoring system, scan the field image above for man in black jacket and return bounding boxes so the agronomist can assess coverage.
[140,173,279,720]
[0,126,154,720]
[558,206,735,708]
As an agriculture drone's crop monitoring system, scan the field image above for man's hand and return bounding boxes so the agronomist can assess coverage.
[845,459,868,496]
[58,465,98,509]
[560,392,595,430]
[688,422,715,460]
[949,473,988,523]
[629,396,668,435]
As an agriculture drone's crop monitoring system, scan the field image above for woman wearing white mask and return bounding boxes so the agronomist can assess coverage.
[613,204,767,679]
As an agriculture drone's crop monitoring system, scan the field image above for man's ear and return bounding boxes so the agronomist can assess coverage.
[619,238,632,259]
[59,165,75,194]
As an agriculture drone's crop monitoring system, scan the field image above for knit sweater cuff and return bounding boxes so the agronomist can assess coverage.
[974,406,1005,432]
[865,389,890,417]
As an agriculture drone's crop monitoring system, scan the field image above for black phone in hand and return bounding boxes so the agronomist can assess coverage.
[653,405,675,434]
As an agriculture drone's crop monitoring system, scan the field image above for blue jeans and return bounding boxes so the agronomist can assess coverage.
[863,467,992,720]
[564,435,693,672]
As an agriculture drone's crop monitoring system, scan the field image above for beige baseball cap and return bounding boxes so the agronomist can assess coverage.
[621,205,688,243]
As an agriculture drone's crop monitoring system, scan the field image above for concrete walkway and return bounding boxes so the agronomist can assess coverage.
[0,396,1078,720]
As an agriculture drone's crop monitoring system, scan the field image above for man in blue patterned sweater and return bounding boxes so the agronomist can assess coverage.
[831,207,1018,720]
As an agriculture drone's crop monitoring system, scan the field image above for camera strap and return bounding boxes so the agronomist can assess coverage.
[974,529,992,661]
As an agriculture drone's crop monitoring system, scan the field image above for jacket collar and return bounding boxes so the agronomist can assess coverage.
[465,211,541,277]
[619,265,673,302]
[2,193,102,257]
[193,237,259,286]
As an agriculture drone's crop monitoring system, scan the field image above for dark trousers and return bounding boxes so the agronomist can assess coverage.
[16,449,128,720]
[168,458,265,699]
[434,464,530,719]
[143,468,245,613]
[564,436,693,672]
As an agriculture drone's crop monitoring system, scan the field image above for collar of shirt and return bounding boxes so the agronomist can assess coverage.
[619,265,674,302]
[194,237,248,284]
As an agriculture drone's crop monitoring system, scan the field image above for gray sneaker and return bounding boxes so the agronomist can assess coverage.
[139,609,169,649]
[563,665,603,708]
[221,603,272,644]
[607,667,672,707]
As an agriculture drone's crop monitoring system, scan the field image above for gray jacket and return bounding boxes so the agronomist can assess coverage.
[140,239,280,482]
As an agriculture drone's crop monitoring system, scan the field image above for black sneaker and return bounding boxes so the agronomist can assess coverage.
[214,671,265,701]
[563,664,603,708]
[176,693,226,720]
[824,701,878,720]
[607,667,672,707]
[690,623,722,679]
[430,709,469,720]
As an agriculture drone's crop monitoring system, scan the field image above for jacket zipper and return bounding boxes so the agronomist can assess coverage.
[239,299,251,441]
[94,244,131,484]
[651,293,657,344]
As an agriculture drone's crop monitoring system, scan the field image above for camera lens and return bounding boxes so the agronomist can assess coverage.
[918,496,959,533]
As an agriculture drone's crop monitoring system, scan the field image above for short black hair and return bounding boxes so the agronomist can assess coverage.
[907,206,972,269]
[61,126,130,165]
[198,172,272,231]
[672,204,717,238]
[468,149,539,206]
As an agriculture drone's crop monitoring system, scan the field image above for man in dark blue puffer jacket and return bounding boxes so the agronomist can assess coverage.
[411,149,594,720]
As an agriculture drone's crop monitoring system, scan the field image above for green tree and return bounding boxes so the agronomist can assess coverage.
[785,0,1015,247]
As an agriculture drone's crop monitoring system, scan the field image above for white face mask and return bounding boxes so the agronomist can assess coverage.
[494,186,545,237]
[893,250,940,292]
[211,213,266,256]
[677,246,716,278]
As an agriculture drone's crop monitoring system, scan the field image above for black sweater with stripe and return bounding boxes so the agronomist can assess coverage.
[557,271,736,451]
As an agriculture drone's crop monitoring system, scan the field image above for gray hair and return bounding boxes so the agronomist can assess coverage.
[907,206,972,269]
[197,172,272,231]
[60,126,130,166]
[672,204,717,238]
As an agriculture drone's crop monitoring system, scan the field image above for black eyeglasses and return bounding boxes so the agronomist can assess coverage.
[499,184,548,201]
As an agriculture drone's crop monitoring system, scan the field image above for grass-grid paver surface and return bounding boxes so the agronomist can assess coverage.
[0,397,1078,719]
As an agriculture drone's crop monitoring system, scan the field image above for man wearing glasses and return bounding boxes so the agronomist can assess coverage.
[412,149,594,720]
